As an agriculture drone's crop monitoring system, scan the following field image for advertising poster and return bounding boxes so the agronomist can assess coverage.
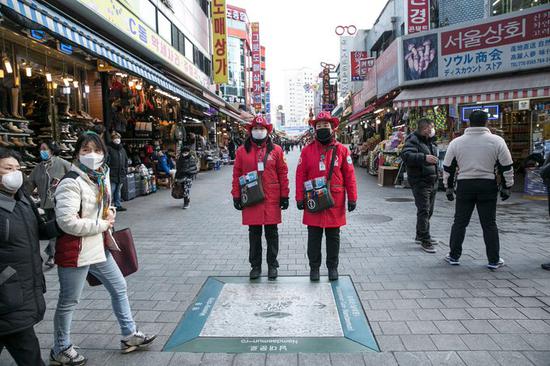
[406,0,430,34]
[403,33,438,81]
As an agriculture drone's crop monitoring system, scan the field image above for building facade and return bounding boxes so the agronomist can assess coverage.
[284,67,316,127]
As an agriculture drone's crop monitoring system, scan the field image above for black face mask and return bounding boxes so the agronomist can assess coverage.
[316,128,332,144]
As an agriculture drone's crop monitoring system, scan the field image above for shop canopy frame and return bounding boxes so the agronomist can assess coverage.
[394,73,550,109]
[0,0,209,109]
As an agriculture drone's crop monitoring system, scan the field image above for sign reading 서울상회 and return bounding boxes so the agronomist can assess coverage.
[400,6,550,86]
[212,0,228,84]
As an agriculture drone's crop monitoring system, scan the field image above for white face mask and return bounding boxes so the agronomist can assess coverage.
[429,128,436,138]
[251,129,268,140]
[113,139,121,145]
[1,170,23,193]
[79,153,104,171]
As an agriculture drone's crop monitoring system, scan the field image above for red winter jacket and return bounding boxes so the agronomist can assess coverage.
[296,140,358,228]
[232,141,290,226]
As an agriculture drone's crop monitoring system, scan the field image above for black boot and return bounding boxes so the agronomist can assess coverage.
[268,266,278,280]
[328,268,339,281]
[310,267,320,281]
[249,267,261,280]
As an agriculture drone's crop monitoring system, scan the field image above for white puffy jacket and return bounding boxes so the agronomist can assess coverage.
[55,165,113,267]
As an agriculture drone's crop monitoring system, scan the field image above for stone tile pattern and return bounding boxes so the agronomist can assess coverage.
[2,149,549,365]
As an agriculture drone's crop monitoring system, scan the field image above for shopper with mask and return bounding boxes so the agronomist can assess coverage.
[296,111,357,281]
[401,118,440,254]
[175,145,199,209]
[25,141,71,267]
[106,132,129,212]
[231,115,289,280]
[51,132,155,365]
[0,148,59,366]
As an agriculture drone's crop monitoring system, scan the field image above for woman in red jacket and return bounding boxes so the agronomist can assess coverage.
[296,112,358,281]
[232,116,290,280]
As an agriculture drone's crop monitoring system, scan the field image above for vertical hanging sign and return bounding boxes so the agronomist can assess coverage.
[251,22,262,112]
[406,0,430,34]
[212,0,228,84]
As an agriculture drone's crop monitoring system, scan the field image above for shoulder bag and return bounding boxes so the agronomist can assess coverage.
[240,145,272,208]
[305,146,337,213]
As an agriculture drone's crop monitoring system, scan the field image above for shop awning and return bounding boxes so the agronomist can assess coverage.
[349,91,399,122]
[219,107,244,123]
[394,72,550,109]
[0,0,209,109]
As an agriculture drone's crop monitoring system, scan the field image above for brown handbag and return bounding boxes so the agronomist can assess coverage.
[87,228,139,287]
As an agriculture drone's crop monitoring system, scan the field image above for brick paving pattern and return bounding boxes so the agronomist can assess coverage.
[2,149,550,365]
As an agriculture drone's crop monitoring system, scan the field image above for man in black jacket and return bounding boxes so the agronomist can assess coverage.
[0,148,57,366]
[401,118,439,253]
[107,132,129,212]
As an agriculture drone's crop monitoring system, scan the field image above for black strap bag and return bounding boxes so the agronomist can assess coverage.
[240,145,272,208]
[305,146,337,213]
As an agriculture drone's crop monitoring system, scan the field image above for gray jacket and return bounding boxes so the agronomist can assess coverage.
[25,156,71,209]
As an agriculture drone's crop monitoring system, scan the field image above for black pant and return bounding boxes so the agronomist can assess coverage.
[249,225,279,268]
[0,326,45,366]
[411,180,437,241]
[449,179,500,264]
[307,226,340,269]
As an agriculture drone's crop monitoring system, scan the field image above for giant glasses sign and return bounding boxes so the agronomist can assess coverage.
[400,6,550,86]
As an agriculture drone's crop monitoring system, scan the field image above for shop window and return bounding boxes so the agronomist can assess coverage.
[185,37,194,62]
[140,0,157,31]
[198,0,209,17]
[171,24,179,50]
[157,11,172,42]
[178,32,185,54]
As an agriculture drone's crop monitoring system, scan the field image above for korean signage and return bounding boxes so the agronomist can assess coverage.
[212,0,228,84]
[322,68,330,109]
[350,52,374,81]
[265,81,271,123]
[339,36,352,96]
[406,0,430,34]
[400,7,550,86]
[226,5,248,23]
[251,22,262,112]
[72,0,211,88]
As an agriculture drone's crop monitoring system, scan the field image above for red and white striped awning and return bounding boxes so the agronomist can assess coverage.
[393,73,550,109]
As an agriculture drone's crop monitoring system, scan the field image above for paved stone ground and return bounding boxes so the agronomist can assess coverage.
[2,148,550,366]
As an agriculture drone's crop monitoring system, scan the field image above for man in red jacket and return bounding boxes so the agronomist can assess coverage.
[232,116,290,280]
[296,112,358,281]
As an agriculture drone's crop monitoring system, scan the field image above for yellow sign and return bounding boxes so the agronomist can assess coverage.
[211,0,228,84]
[74,0,211,89]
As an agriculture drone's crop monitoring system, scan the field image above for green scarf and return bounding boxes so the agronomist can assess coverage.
[79,163,110,220]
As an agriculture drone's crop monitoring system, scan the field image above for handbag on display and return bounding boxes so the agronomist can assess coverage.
[240,145,272,208]
[87,228,139,287]
[305,146,337,213]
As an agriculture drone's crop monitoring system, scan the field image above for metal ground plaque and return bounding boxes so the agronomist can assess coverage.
[164,276,379,353]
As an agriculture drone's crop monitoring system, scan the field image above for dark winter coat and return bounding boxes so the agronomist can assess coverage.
[175,153,199,179]
[401,131,439,184]
[0,190,56,335]
[107,143,129,184]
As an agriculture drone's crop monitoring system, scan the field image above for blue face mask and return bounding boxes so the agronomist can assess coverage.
[40,150,50,161]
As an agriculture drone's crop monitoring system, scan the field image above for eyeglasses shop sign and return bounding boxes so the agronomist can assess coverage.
[399,7,550,86]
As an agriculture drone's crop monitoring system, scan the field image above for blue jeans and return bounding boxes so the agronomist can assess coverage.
[111,182,123,208]
[52,251,136,354]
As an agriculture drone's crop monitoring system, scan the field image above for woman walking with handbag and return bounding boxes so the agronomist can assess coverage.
[51,132,155,366]
[231,115,289,280]
[296,112,358,282]
[175,145,199,209]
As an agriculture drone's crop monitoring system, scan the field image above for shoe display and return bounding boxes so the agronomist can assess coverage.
[3,136,14,147]
[120,331,157,354]
[328,268,339,281]
[444,254,460,265]
[487,258,505,270]
[421,241,436,253]
[26,137,37,147]
[11,138,26,147]
[310,267,320,281]
[249,267,261,280]
[24,150,37,160]
[0,124,8,133]
[6,122,24,133]
[49,345,87,366]
[268,266,278,280]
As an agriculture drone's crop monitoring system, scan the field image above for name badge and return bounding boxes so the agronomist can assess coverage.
[319,161,326,171]
[258,162,265,171]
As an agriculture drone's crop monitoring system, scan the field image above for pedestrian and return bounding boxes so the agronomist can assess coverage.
[231,115,289,280]
[296,111,358,281]
[51,131,156,365]
[443,110,514,270]
[106,132,129,212]
[540,153,550,270]
[284,143,290,154]
[401,118,439,253]
[25,141,71,267]
[175,145,199,209]
[0,148,58,366]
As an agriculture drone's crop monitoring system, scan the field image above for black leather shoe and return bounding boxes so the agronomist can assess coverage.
[310,268,320,281]
[268,267,278,280]
[542,263,550,271]
[328,268,339,281]
[249,267,261,280]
